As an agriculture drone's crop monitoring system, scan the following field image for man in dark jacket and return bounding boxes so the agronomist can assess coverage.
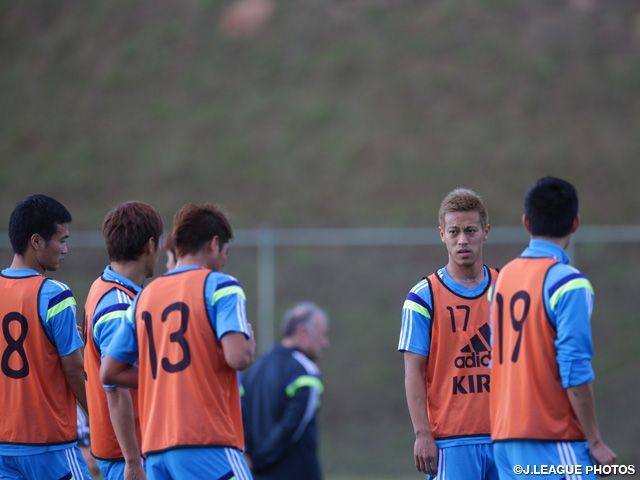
[242,302,330,480]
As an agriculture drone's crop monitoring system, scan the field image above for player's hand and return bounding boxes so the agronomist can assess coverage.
[246,322,256,357]
[124,459,146,480]
[246,322,254,338]
[589,440,616,477]
[244,452,254,471]
[414,433,438,476]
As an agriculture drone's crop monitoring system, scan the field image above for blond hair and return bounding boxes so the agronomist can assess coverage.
[438,188,488,228]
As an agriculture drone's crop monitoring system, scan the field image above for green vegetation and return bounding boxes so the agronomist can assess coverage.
[1,0,639,476]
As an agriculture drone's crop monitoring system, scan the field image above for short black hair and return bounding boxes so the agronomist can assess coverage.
[524,176,578,238]
[9,194,72,255]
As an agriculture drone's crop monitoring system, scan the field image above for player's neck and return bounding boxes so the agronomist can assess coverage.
[175,253,212,271]
[530,234,571,251]
[110,261,147,287]
[10,253,44,275]
[446,263,485,288]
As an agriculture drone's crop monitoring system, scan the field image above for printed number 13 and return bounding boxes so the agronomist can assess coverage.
[142,302,192,379]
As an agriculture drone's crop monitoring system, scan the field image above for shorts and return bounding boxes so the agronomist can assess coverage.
[428,443,498,480]
[145,447,252,480]
[0,447,91,480]
[493,440,596,480]
[96,457,145,480]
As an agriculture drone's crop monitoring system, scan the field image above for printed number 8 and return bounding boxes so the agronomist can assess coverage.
[1,312,30,379]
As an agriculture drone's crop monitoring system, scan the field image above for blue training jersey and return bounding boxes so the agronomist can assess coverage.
[0,268,83,455]
[93,266,142,360]
[398,265,491,356]
[107,265,250,367]
[504,239,595,388]
[398,265,492,448]
[92,266,142,391]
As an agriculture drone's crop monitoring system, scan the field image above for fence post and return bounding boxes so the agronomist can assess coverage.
[256,227,275,354]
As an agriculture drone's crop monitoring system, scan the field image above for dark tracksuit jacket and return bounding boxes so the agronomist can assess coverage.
[241,344,324,480]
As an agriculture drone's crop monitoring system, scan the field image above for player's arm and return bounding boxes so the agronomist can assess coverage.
[101,354,139,388]
[43,281,88,411]
[221,326,256,370]
[399,284,438,476]
[550,267,616,468]
[100,304,140,388]
[404,351,438,476]
[566,383,616,467]
[60,348,88,413]
[210,275,256,370]
[105,388,146,480]
[94,298,146,480]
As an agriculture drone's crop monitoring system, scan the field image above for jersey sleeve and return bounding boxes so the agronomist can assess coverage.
[92,288,136,362]
[206,273,250,339]
[39,279,83,356]
[398,278,433,356]
[104,303,139,367]
[545,264,596,388]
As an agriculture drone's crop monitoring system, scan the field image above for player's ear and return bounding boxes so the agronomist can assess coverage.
[569,214,580,234]
[207,235,220,254]
[144,237,156,255]
[30,233,44,251]
[214,235,221,252]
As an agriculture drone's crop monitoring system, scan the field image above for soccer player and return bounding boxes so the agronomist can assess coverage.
[398,188,499,479]
[84,201,163,480]
[0,194,92,480]
[100,202,256,480]
[242,302,329,480]
[490,176,616,478]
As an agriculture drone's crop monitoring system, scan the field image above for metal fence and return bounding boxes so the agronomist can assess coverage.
[1,225,639,472]
[4,225,635,352]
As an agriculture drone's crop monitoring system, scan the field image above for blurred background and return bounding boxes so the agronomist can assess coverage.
[1,0,639,478]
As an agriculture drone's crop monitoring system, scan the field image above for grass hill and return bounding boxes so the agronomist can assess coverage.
[1,0,639,476]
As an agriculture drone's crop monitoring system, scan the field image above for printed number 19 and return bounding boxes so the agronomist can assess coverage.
[495,291,530,364]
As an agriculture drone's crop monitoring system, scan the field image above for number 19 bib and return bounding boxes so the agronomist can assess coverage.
[490,257,585,441]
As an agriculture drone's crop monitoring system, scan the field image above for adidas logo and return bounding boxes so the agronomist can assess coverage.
[454,322,491,369]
